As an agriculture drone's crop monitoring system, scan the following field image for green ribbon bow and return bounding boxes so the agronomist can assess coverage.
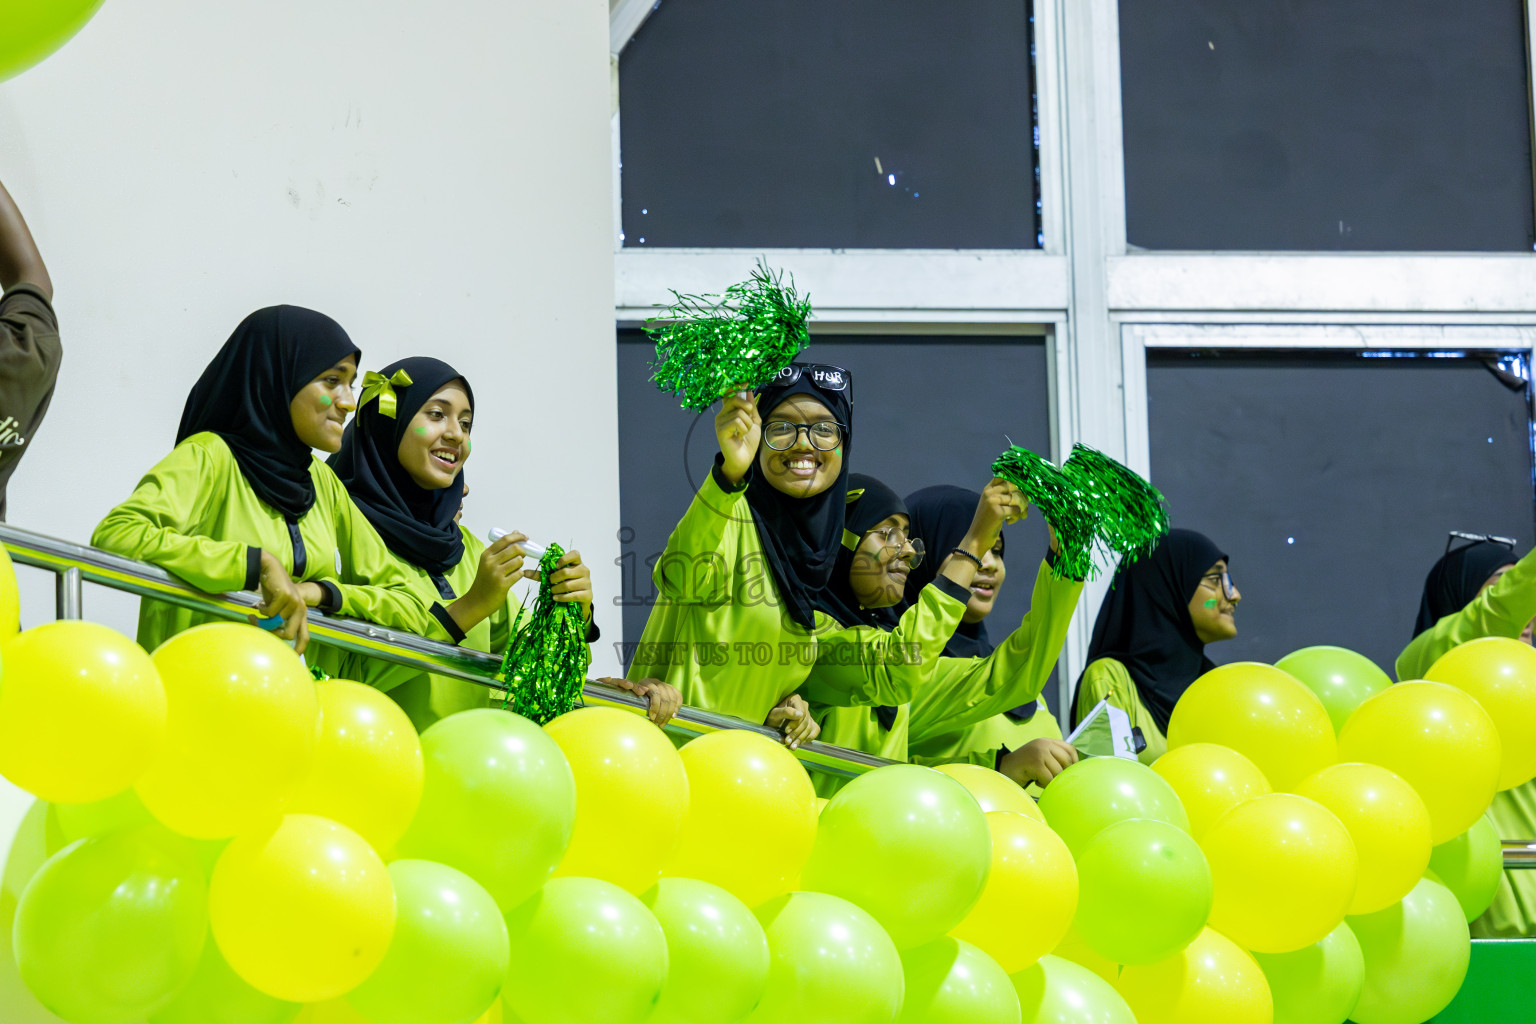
[360,368,414,419]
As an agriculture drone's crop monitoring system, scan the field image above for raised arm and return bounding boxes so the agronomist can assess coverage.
[0,178,51,300]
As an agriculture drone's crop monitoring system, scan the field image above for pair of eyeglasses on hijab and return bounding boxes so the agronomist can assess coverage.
[869,526,925,568]
[1198,569,1238,601]
[762,420,845,452]
[1446,531,1518,556]
[759,363,853,402]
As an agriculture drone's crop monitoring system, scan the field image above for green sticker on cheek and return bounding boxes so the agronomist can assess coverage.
[414,426,428,436]
[319,395,332,407]
[1204,598,1219,608]
[834,447,842,456]
[465,437,472,454]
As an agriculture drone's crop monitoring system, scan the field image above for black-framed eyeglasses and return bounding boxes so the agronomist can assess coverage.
[759,363,853,402]
[763,419,846,452]
[870,526,925,569]
[1446,531,1518,557]
[1199,570,1238,601]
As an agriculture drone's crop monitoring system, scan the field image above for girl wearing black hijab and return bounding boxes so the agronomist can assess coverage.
[900,485,1082,788]
[319,357,636,730]
[92,306,440,653]
[630,363,859,747]
[1069,528,1239,765]
[1396,535,1536,939]
[801,474,1038,794]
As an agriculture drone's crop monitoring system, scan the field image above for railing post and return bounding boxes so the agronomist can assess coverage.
[55,567,83,620]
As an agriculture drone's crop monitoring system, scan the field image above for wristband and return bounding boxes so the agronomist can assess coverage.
[950,547,984,570]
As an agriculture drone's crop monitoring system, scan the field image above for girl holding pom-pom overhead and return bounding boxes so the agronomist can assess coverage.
[898,485,1083,790]
[801,476,1083,795]
[92,306,443,653]
[318,357,652,731]
[1069,528,1240,764]
[631,363,866,746]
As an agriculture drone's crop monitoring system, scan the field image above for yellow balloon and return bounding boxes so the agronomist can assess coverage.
[1152,743,1270,839]
[135,623,320,839]
[1426,636,1536,790]
[664,730,818,908]
[1166,663,1336,791]
[951,810,1077,974]
[1337,681,1500,844]
[210,814,395,1003]
[1293,762,1432,915]
[545,707,689,894]
[294,998,373,1023]
[0,542,19,637]
[1200,793,1357,954]
[0,620,166,803]
[934,763,1045,820]
[1050,925,1120,983]
[285,680,423,854]
[1115,927,1273,1024]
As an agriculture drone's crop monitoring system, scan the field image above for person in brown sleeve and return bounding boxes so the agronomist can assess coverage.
[0,176,61,521]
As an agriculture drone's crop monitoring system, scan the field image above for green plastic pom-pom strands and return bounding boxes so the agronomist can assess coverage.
[645,259,813,412]
[991,443,1170,580]
[498,542,592,725]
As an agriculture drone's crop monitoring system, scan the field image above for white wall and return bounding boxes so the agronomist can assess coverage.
[0,0,623,677]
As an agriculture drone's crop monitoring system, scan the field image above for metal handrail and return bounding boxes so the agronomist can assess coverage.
[0,523,891,780]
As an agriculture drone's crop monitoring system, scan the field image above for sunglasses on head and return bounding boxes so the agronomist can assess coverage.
[758,363,853,403]
[1446,530,1518,556]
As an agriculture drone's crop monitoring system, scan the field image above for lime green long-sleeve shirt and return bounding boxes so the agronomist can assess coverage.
[1395,546,1536,938]
[1072,657,1167,765]
[630,466,847,726]
[91,431,445,653]
[311,525,523,731]
[813,560,1082,794]
[910,703,1064,773]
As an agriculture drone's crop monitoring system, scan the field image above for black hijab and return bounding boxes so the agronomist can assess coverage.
[329,358,473,578]
[1073,528,1227,733]
[746,364,854,630]
[1413,539,1519,637]
[813,474,906,630]
[900,485,1003,660]
[177,305,360,519]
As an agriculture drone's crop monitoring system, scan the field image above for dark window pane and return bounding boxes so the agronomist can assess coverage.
[1147,351,1535,676]
[615,331,1062,710]
[1121,0,1536,251]
[619,0,1041,249]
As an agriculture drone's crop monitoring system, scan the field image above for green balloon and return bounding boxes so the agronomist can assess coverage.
[149,939,300,1024]
[748,892,903,1024]
[1010,955,1135,1024]
[347,860,509,1024]
[1072,817,1212,965]
[800,764,990,949]
[395,709,575,910]
[1037,757,1189,856]
[1347,877,1470,1024]
[0,0,104,83]
[13,827,208,1024]
[1275,646,1390,735]
[1252,923,1364,1024]
[503,877,668,1024]
[1427,815,1502,923]
[49,788,157,849]
[642,877,769,1024]
[897,937,1020,1024]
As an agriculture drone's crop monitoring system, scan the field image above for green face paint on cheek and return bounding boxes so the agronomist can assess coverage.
[319,395,332,407]
[414,426,428,436]
[1204,598,1219,609]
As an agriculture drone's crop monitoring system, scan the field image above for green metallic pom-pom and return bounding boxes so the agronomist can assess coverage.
[498,542,592,725]
[991,443,1169,580]
[645,259,812,412]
